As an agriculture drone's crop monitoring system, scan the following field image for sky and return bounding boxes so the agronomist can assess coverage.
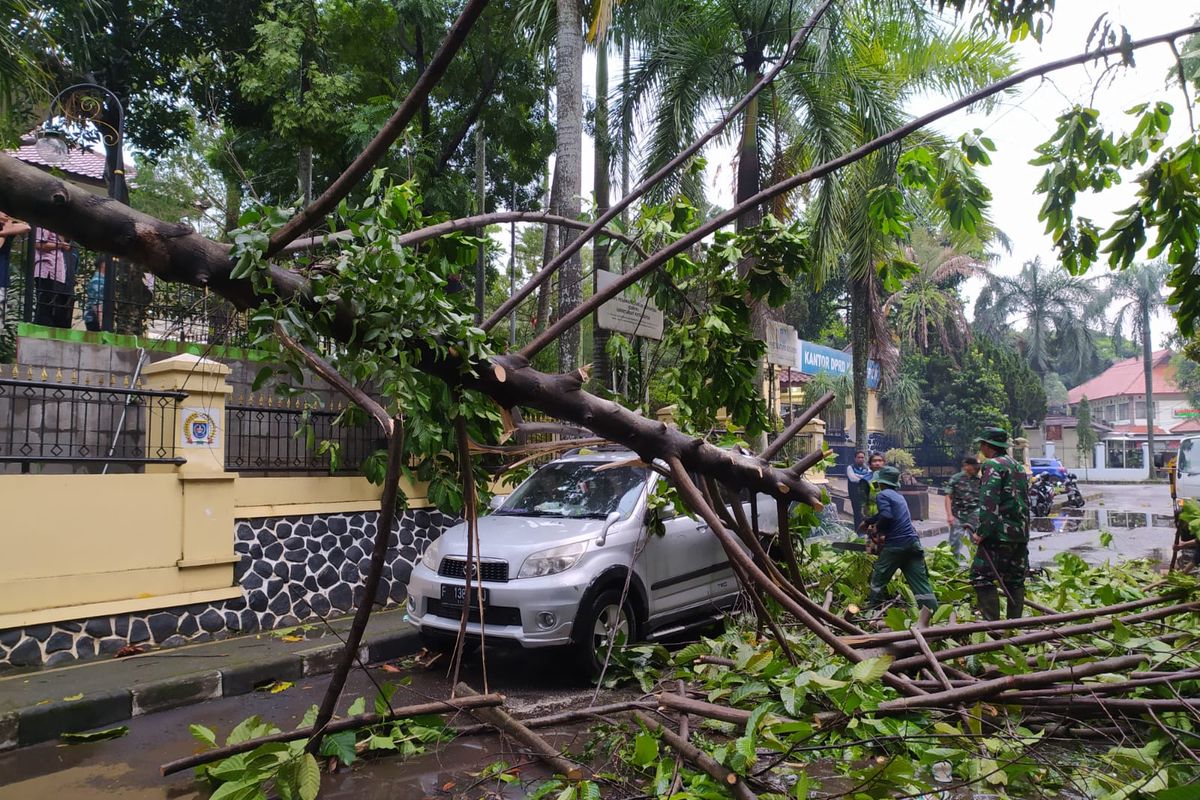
[540,1,1196,347]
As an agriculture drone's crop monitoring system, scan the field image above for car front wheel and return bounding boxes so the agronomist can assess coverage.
[573,588,637,681]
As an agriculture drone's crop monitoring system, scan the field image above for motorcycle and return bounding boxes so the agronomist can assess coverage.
[1028,473,1054,517]
[1063,472,1085,508]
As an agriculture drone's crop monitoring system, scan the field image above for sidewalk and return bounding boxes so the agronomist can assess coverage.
[0,608,419,750]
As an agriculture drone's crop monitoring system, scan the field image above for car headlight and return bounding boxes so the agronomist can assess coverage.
[420,538,442,571]
[518,542,587,578]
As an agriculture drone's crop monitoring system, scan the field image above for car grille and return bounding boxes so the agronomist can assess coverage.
[438,557,509,583]
[426,599,522,627]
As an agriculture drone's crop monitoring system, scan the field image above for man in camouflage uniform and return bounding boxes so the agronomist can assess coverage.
[942,456,981,563]
[968,427,1030,620]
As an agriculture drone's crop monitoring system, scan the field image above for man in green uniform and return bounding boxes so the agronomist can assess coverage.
[860,452,886,521]
[968,427,1030,620]
[943,456,981,563]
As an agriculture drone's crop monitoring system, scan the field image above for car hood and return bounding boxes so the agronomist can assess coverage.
[432,514,618,564]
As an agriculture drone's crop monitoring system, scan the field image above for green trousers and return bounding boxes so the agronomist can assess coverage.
[868,540,939,610]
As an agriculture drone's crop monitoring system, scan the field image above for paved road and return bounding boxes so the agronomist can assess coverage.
[0,482,1177,799]
[0,648,624,799]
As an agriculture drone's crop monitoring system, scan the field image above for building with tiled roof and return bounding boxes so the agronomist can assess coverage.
[6,133,136,194]
[1064,351,1191,439]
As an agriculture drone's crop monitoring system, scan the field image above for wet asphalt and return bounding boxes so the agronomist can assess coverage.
[0,483,1177,799]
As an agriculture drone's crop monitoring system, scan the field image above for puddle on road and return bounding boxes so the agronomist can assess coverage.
[1030,508,1174,533]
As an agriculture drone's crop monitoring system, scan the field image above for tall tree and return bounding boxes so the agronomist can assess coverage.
[884,228,990,356]
[1105,261,1171,478]
[1076,395,1097,472]
[554,0,584,371]
[975,257,1098,376]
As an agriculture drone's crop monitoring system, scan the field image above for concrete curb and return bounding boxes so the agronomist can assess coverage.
[2,622,421,750]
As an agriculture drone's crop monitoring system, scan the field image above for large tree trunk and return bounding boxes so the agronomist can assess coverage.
[851,276,870,453]
[554,0,584,372]
[591,41,612,390]
[1143,301,1156,479]
[736,69,768,448]
[474,124,486,323]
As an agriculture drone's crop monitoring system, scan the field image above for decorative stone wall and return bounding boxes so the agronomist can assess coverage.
[0,507,457,668]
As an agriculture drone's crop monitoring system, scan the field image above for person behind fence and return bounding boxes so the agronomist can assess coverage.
[84,260,106,332]
[0,213,30,323]
[968,426,1030,621]
[862,465,938,611]
[943,456,981,562]
[846,450,871,528]
[33,226,74,328]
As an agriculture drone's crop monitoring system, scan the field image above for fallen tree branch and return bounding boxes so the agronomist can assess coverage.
[307,416,406,754]
[160,693,504,775]
[266,0,491,254]
[519,22,1200,359]
[482,0,836,332]
[761,393,835,462]
[632,710,755,800]
[450,699,656,737]
[282,211,649,259]
[455,683,586,779]
[887,601,1200,671]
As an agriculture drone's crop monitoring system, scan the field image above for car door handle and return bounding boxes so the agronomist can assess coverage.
[698,523,710,532]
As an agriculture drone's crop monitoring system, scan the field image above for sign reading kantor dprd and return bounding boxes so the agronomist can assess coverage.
[596,269,664,340]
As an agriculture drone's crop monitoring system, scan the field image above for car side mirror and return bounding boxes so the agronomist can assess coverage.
[596,510,622,547]
[488,494,508,511]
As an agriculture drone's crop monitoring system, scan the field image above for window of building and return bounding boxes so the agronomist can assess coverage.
[1136,401,1147,419]
[1105,439,1145,469]
[1116,402,1130,420]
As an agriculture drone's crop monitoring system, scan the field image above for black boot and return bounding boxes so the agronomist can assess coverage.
[975,584,1001,621]
[1005,584,1025,620]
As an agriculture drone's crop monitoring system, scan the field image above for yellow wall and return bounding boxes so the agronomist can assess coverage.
[0,471,439,629]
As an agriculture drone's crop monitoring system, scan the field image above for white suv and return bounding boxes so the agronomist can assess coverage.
[406,449,772,677]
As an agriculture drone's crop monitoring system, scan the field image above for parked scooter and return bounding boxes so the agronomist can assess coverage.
[1063,472,1085,508]
[1028,473,1054,517]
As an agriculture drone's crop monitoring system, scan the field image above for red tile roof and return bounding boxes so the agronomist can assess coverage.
[6,134,136,187]
[1171,417,1200,433]
[1067,350,1179,404]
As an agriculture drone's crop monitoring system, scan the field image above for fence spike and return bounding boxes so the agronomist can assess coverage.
[40,367,47,381]
[10,364,18,378]
[54,368,63,382]
[123,375,130,388]
[25,366,33,380]
[109,373,116,386]
[72,369,78,384]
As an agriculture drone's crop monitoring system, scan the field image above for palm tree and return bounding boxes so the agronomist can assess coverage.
[1105,262,1171,478]
[974,257,1098,377]
[884,228,991,356]
[622,1,1013,450]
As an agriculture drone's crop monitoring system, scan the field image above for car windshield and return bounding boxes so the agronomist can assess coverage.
[496,461,649,520]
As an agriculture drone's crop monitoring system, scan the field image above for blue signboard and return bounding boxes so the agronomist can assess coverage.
[797,340,880,390]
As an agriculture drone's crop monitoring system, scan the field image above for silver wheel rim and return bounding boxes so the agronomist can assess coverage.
[592,603,629,655]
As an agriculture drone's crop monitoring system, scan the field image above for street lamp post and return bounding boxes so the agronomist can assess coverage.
[35,83,128,331]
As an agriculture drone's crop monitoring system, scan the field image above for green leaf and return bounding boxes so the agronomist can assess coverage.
[209,779,268,800]
[347,696,366,717]
[298,753,321,800]
[60,726,129,744]
[319,730,357,765]
[851,655,894,683]
[189,724,218,748]
[631,731,659,767]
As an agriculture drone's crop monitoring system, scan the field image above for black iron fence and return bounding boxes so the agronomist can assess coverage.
[225,403,382,474]
[0,374,187,470]
[3,232,250,346]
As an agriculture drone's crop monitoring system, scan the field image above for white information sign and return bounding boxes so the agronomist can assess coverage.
[595,269,664,340]
[765,320,799,367]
